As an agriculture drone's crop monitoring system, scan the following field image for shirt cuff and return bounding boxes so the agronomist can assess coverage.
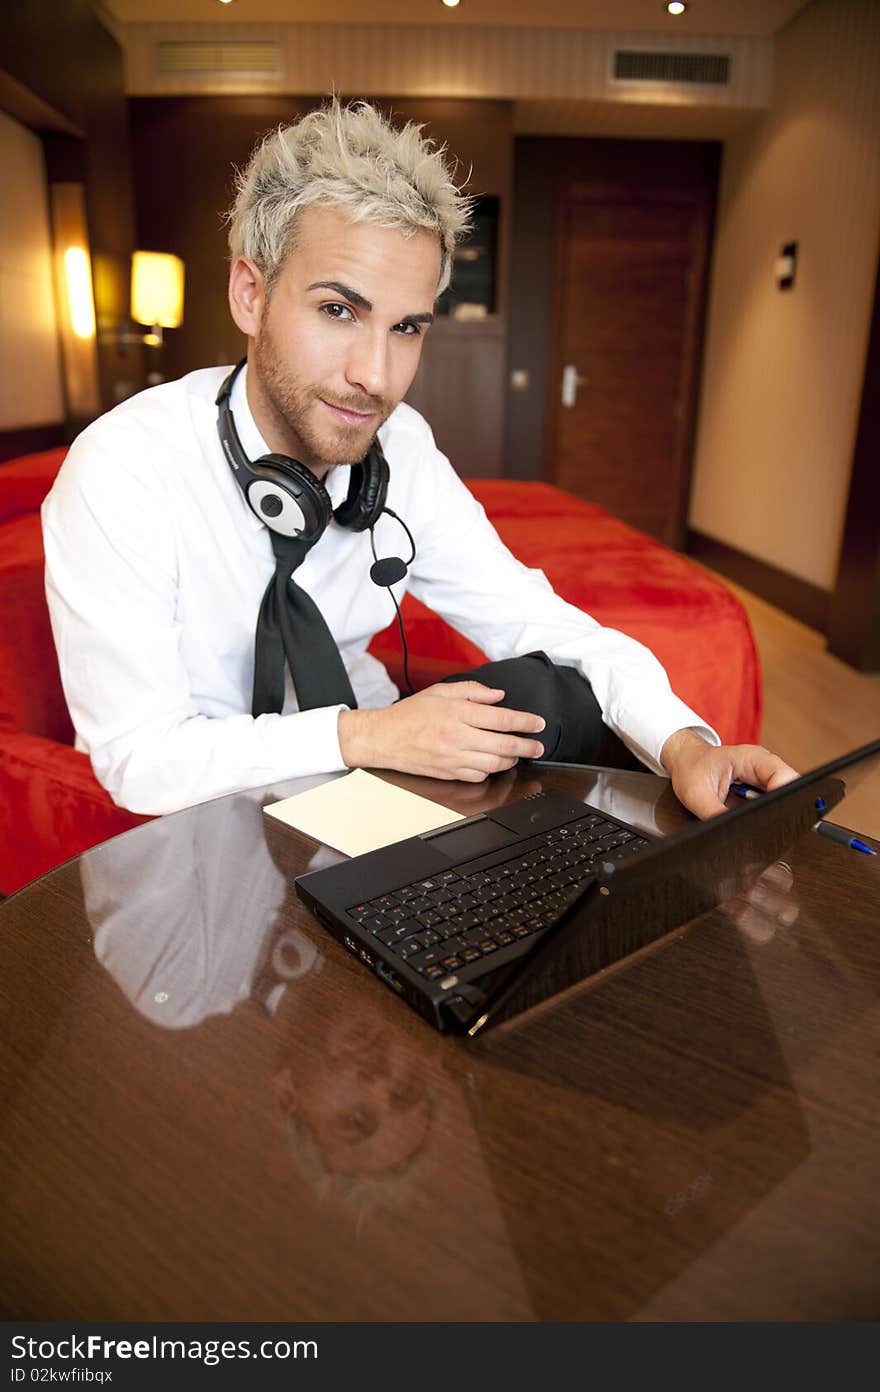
[618,699,720,777]
[273,704,350,777]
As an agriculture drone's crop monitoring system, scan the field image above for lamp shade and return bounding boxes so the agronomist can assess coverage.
[131,251,184,329]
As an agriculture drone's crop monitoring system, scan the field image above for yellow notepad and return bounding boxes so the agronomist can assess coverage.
[263,769,465,858]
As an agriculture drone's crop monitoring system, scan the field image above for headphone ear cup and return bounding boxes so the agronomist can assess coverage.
[334,445,389,532]
[216,367,333,541]
[248,456,333,540]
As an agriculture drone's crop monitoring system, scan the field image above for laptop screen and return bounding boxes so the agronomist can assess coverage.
[472,738,880,1032]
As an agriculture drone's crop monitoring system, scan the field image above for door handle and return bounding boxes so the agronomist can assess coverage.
[561,364,587,408]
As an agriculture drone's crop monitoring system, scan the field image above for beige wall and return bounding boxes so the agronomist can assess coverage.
[689,0,880,592]
[0,110,65,430]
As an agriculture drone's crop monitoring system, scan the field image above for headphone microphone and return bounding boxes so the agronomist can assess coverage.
[370,557,408,587]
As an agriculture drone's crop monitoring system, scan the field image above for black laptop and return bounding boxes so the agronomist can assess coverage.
[294,738,880,1035]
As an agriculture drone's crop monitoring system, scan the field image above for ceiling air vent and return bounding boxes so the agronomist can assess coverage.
[613,50,730,85]
[156,41,282,78]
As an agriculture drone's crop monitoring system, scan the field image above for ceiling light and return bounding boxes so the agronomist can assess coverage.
[667,2,687,14]
[442,1,461,9]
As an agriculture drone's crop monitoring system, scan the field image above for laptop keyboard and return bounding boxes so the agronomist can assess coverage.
[347,813,650,984]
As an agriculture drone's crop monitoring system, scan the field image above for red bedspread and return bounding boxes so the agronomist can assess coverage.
[370,481,761,747]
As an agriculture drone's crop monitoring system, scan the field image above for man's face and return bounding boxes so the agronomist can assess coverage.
[273,1008,432,1180]
[231,204,441,476]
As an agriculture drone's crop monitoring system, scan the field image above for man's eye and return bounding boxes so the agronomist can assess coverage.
[394,321,422,336]
[322,302,354,321]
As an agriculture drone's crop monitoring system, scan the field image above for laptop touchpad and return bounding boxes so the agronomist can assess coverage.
[422,817,514,861]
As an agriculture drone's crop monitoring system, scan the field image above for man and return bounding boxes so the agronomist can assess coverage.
[43,99,796,818]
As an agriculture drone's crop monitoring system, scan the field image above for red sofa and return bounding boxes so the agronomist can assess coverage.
[0,451,151,895]
[0,448,761,896]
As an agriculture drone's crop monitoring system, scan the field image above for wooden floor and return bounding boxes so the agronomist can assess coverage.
[712,573,880,840]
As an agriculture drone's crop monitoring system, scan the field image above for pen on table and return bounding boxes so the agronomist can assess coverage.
[814,821,877,855]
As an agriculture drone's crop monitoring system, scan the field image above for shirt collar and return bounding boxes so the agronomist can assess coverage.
[230,361,349,509]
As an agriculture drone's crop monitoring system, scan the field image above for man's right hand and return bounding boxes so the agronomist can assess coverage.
[337,681,545,783]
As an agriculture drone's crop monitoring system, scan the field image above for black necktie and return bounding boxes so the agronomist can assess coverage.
[252,530,358,717]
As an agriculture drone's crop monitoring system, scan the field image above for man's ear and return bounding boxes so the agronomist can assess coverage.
[228,256,266,337]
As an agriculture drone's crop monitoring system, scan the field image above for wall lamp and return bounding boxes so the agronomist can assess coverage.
[103,250,185,349]
[129,251,185,346]
[51,182,101,419]
[76,249,185,353]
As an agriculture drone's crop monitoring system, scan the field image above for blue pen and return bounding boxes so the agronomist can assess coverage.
[814,821,877,856]
[729,782,876,854]
[729,781,761,800]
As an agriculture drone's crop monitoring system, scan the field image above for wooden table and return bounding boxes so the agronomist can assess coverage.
[1,764,878,1322]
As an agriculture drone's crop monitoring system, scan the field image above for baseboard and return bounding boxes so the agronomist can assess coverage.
[686,530,830,634]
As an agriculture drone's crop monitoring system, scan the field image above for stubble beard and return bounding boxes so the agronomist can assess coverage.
[254,325,394,473]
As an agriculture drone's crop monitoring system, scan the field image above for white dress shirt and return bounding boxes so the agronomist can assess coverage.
[42,365,716,814]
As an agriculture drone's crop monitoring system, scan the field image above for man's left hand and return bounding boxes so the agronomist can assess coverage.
[660,728,799,820]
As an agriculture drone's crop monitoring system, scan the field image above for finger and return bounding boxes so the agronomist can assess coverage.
[460,702,546,737]
[742,881,790,916]
[452,766,492,784]
[722,889,776,938]
[458,729,545,762]
[731,746,800,792]
[731,904,778,946]
[757,861,795,893]
[745,892,799,927]
[765,761,800,789]
[429,682,507,705]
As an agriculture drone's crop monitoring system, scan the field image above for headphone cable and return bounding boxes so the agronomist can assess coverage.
[388,585,414,697]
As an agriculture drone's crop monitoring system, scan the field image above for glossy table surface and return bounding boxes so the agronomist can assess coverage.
[1,764,879,1322]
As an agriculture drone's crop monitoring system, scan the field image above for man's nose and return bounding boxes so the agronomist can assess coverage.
[345,331,389,400]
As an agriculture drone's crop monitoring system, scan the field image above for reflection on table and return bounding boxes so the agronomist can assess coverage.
[0,764,878,1320]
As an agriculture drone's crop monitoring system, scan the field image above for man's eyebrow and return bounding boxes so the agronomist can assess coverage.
[307,281,372,310]
[307,281,434,325]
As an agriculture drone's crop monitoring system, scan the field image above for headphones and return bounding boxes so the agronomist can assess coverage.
[216,359,417,689]
[216,358,395,542]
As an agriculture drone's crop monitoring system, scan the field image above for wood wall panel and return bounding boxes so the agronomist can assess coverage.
[405,321,507,478]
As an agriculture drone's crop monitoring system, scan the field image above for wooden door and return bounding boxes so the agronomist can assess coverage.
[545,189,710,548]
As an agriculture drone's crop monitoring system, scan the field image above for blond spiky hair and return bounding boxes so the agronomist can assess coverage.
[227,98,472,296]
